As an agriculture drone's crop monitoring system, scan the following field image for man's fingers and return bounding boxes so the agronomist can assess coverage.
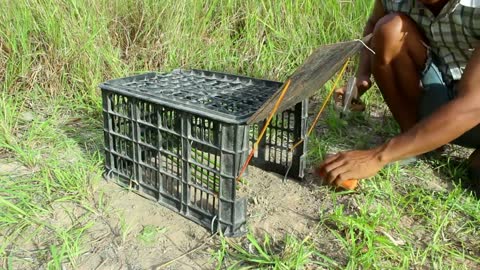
[335,87,345,94]
[321,158,347,184]
[351,102,366,112]
[335,170,360,190]
[333,170,353,185]
[356,76,372,92]
[318,155,341,172]
[358,79,370,89]
[323,153,340,165]
[334,87,345,103]
[316,154,341,179]
[326,166,349,184]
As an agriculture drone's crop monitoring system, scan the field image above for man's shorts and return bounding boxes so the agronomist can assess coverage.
[419,57,480,149]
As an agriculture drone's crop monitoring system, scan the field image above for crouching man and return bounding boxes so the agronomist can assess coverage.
[318,0,480,192]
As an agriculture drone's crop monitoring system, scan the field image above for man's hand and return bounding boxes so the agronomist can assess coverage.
[316,148,388,187]
[334,75,372,111]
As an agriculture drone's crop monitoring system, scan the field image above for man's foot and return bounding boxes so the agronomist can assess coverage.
[467,149,480,195]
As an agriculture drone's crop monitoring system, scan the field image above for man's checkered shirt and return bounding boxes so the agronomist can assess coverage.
[382,0,480,82]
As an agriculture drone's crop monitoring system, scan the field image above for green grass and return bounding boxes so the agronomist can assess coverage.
[1,0,479,269]
[215,231,327,269]
[137,225,167,245]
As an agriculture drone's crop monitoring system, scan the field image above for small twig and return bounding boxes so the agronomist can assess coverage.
[378,229,406,246]
[154,233,218,269]
[94,258,108,270]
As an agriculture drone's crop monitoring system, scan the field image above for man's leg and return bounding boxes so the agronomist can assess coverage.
[468,149,480,194]
[370,13,428,132]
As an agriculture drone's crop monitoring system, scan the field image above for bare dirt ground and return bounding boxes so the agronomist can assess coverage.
[241,167,325,238]
[0,159,37,178]
[73,165,333,270]
[77,181,215,270]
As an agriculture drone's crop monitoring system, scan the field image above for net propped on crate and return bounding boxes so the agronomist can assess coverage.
[248,38,367,124]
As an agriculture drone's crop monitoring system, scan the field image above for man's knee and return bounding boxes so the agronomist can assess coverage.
[374,13,410,36]
[371,13,423,65]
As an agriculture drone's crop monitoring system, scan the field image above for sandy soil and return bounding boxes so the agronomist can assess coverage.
[0,159,37,178]
[241,167,323,237]
[72,165,335,270]
[77,181,216,270]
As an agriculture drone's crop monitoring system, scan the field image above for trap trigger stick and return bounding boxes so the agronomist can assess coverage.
[340,76,358,118]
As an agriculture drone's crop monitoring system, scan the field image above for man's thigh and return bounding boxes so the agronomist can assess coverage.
[419,59,480,149]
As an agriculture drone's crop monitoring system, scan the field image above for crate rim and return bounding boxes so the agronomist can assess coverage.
[99,69,284,125]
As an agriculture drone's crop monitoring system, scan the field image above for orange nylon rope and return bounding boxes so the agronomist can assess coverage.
[236,79,292,181]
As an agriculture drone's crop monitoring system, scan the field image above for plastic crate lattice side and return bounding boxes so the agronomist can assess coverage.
[103,91,248,236]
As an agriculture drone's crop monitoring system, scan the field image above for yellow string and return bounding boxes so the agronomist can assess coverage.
[256,79,292,149]
[289,59,350,152]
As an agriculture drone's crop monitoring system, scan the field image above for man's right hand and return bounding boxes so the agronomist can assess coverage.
[334,75,372,111]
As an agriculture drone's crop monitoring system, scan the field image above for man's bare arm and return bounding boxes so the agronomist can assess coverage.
[378,48,480,163]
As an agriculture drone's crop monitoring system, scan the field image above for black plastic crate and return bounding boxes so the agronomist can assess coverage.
[100,69,308,236]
